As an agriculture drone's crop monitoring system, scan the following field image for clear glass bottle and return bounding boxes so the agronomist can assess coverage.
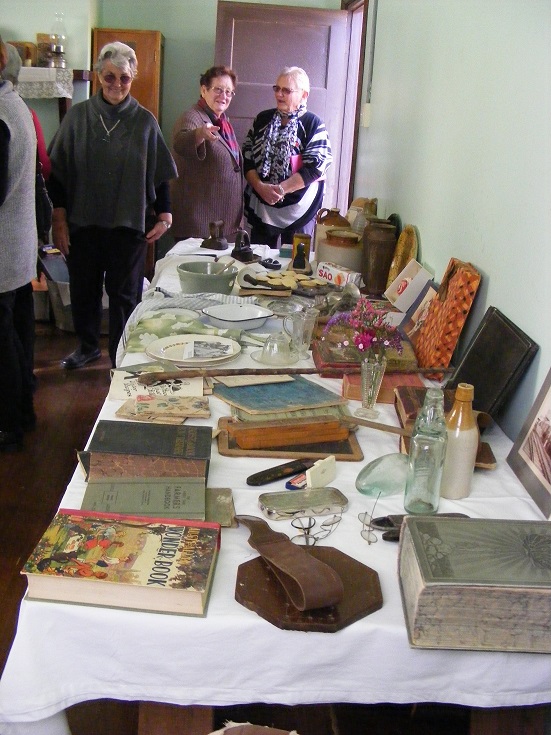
[440,383,479,500]
[403,388,447,514]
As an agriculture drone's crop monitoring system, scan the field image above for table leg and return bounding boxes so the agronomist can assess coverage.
[470,705,548,735]
[138,702,214,735]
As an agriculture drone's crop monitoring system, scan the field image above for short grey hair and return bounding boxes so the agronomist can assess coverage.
[0,42,22,85]
[278,66,310,94]
[95,41,137,77]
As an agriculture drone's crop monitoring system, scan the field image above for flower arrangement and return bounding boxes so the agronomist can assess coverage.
[323,297,403,356]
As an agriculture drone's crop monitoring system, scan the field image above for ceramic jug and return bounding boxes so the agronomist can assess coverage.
[314,208,350,256]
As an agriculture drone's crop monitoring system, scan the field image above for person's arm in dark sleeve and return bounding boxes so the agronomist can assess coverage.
[146,181,172,243]
[0,121,10,205]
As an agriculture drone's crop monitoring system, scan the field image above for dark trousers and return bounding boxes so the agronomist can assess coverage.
[250,216,316,249]
[67,227,147,366]
[0,283,35,435]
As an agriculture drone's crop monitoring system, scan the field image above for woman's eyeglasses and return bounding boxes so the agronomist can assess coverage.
[102,73,133,86]
[273,85,299,95]
[209,87,236,97]
[290,514,342,547]
[358,492,382,545]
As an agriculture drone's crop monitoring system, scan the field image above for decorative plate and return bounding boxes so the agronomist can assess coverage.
[145,334,241,365]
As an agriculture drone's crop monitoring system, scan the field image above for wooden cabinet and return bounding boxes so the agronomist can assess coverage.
[92,28,163,121]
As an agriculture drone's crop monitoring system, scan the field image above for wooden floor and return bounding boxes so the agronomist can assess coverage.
[0,322,547,734]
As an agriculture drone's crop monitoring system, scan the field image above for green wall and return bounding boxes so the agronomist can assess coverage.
[99,0,341,141]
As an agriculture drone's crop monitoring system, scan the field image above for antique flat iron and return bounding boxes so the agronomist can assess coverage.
[201,220,229,250]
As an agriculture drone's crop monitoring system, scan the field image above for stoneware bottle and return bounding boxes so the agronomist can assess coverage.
[314,208,349,256]
[440,383,479,500]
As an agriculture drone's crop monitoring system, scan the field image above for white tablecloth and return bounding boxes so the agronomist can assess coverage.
[1,243,550,728]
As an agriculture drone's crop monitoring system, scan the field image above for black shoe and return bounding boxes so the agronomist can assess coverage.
[0,430,23,452]
[61,346,101,370]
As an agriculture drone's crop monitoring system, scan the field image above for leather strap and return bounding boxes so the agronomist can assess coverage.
[236,515,344,611]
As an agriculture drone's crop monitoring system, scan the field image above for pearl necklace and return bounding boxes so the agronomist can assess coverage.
[100,114,121,142]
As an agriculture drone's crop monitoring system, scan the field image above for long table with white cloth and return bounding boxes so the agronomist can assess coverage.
[0,241,549,732]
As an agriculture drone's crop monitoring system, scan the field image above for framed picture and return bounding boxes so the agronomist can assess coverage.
[507,366,551,519]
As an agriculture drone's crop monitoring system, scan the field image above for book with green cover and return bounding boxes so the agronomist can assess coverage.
[22,509,220,616]
[399,516,551,653]
[81,478,206,519]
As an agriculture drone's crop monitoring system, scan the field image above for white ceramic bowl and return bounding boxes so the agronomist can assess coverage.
[202,303,274,330]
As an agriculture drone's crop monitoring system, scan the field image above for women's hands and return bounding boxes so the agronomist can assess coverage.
[255,180,284,206]
[51,209,70,256]
[146,220,171,243]
[196,123,220,145]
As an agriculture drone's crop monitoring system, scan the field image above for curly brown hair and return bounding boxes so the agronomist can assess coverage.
[200,65,237,89]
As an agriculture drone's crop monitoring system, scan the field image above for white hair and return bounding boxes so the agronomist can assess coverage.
[95,41,137,76]
[1,42,22,85]
[278,66,310,94]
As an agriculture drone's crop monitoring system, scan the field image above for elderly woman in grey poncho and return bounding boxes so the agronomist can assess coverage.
[48,41,177,369]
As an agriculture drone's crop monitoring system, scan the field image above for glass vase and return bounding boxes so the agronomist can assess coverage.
[355,352,387,419]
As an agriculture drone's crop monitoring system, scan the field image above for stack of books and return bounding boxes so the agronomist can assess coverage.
[80,420,213,520]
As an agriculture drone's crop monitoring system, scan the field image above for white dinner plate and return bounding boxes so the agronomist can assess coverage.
[145,334,241,365]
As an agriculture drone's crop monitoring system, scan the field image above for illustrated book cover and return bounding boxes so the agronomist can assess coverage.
[398,515,551,653]
[86,420,212,481]
[21,509,220,616]
[115,395,210,424]
[446,306,538,417]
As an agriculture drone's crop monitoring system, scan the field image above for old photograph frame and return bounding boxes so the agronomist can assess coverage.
[507,366,551,519]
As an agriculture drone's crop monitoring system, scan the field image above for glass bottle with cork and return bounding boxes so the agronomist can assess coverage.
[403,388,448,515]
[440,383,479,500]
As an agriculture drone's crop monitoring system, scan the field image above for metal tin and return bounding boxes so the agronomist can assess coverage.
[258,487,349,520]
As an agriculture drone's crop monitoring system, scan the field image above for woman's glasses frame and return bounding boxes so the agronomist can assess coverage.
[272,85,299,95]
[290,514,342,547]
[209,86,236,97]
[102,72,133,86]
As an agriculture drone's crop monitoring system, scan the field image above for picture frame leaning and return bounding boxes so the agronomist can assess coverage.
[507,366,551,519]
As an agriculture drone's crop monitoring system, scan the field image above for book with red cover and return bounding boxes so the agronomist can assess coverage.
[342,372,425,403]
[21,509,220,616]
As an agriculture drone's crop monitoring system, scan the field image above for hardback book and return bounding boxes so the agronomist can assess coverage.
[446,306,538,417]
[342,372,425,403]
[398,515,551,653]
[21,509,220,616]
[212,375,346,414]
[311,337,418,378]
[81,478,206,519]
[86,420,212,482]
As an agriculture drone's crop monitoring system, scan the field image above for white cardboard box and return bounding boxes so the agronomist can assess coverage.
[384,260,432,313]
